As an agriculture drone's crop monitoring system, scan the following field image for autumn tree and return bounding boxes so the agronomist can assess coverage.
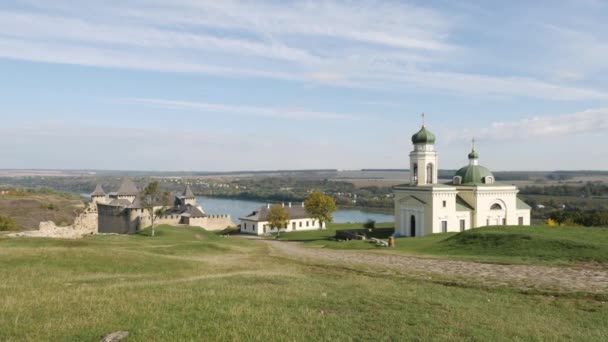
[267,204,290,238]
[304,191,337,230]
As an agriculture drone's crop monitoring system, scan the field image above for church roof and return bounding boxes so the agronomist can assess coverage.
[454,165,495,185]
[117,178,139,196]
[516,198,532,210]
[411,126,436,145]
[91,184,106,197]
[455,196,474,211]
[183,185,195,199]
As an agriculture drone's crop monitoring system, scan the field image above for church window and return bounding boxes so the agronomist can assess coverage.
[484,176,495,184]
[460,220,465,231]
[413,164,418,184]
[519,217,524,225]
[453,176,462,185]
[491,203,503,210]
[426,164,434,184]
[441,221,447,233]
[442,200,447,208]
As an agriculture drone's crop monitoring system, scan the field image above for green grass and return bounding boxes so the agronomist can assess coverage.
[1,225,607,341]
[279,223,608,266]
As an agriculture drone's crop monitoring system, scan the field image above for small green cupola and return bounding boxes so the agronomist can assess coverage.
[468,149,479,160]
[468,138,479,163]
[411,113,436,145]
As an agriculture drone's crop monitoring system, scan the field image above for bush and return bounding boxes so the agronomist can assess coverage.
[363,219,376,230]
[0,215,19,231]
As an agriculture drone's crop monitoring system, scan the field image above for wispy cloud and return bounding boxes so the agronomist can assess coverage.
[128,98,359,120]
[1,1,606,100]
[446,108,608,142]
[0,121,355,170]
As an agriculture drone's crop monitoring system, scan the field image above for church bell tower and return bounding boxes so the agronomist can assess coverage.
[410,114,438,185]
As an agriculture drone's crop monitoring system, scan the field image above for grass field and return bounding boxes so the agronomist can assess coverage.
[1,225,607,341]
[279,223,608,266]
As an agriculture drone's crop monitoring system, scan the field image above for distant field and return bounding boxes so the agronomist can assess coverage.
[1,225,607,341]
[280,224,608,266]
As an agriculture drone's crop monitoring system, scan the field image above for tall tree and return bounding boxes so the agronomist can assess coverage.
[142,181,166,237]
[267,204,290,238]
[304,191,337,230]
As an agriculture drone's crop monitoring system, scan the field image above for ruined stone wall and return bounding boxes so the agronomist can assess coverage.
[190,215,236,231]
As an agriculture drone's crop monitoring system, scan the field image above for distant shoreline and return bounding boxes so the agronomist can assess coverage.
[197,194,393,214]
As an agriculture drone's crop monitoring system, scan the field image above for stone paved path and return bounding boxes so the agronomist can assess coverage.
[262,240,608,294]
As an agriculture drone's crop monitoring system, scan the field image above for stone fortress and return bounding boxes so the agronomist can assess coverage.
[92,178,235,234]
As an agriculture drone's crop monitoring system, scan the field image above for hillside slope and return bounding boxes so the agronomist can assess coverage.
[0,190,85,230]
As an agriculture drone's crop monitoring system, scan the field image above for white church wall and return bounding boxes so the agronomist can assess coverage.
[473,187,519,227]
[430,190,460,233]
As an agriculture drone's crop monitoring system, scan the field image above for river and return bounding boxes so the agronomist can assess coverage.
[198,196,394,223]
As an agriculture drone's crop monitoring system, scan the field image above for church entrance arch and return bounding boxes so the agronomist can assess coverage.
[410,215,416,237]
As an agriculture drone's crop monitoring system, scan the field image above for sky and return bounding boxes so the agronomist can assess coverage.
[1,0,607,171]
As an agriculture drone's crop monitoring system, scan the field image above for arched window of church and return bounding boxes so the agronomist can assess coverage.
[426,163,434,184]
[490,203,503,210]
[413,164,418,184]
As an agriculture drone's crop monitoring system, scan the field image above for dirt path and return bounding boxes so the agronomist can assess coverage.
[262,240,608,294]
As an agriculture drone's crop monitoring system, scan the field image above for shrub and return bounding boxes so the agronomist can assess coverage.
[363,219,376,230]
[0,215,19,231]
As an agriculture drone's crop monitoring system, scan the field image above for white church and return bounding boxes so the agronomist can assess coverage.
[393,122,531,237]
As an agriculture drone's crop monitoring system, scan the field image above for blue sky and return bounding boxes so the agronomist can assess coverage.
[1,0,607,171]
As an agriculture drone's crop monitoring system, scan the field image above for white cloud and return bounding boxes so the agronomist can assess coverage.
[445,108,608,142]
[129,98,360,120]
[1,1,606,100]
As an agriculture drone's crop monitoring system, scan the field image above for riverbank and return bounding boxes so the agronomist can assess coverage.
[197,196,394,223]
[199,194,393,214]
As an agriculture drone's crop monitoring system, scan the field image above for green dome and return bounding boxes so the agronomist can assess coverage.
[454,165,494,185]
[411,126,436,144]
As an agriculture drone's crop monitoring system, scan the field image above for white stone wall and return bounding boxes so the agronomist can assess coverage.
[470,187,519,227]
[240,217,322,235]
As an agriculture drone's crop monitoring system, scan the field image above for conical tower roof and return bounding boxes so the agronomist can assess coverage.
[128,194,144,209]
[117,178,139,196]
[90,184,106,197]
[183,185,195,199]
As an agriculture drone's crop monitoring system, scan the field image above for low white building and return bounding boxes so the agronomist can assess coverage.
[239,203,323,235]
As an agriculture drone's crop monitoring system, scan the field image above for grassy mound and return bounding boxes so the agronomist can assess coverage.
[438,227,607,264]
[287,224,608,266]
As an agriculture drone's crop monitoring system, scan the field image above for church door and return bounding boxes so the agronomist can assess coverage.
[410,215,416,237]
